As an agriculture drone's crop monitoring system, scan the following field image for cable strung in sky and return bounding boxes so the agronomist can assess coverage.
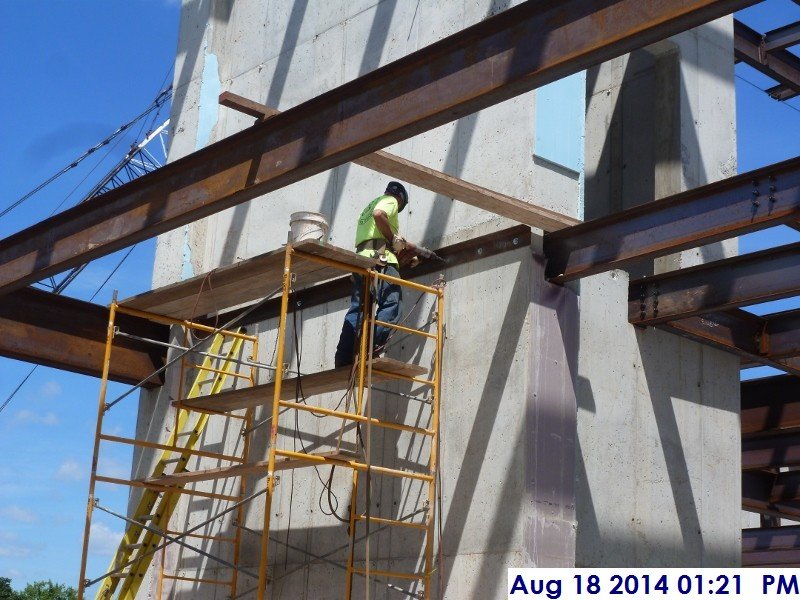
[0,85,172,221]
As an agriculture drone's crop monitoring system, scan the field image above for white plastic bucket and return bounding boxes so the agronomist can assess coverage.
[289,211,329,243]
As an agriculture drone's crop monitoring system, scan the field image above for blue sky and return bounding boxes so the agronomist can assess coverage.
[0,0,179,588]
[0,0,798,591]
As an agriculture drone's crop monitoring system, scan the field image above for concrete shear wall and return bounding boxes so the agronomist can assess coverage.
[129,1,741,598]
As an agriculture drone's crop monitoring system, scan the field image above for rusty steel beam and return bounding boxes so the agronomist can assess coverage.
[743,432,800,470]
[766,83,799,101]
[763,21,800,52]
[765,309,800,359]
[0,288,166,386]
[742,375,800,435]
[0,0,757,295]
[743,526,800,566]
[213,224,532,326]
[659,310,800,376]
[661,309,800,375]
[544,157,800,283]
[773,471,800,503]
[629,243,800,326]
[743,471,800,522]
[735,19,800,96]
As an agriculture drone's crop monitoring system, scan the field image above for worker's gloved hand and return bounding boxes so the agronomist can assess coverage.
[398,248,420,268]
[391,234,407,253]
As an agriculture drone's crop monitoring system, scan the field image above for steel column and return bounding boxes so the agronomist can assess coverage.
[0,0,756,295]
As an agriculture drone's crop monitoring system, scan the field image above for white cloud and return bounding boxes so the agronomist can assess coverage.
[40,380,62,398]
[0,544,32,558]
[55,458,83,482]
[89,522,122,556]
[13,409,58,426]
[0,568,22,579]
[0,505,37,523]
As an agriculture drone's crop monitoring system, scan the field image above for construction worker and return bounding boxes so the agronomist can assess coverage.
[334,181,417,368]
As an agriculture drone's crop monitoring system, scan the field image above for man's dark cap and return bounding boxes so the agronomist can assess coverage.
[385,181,408,206]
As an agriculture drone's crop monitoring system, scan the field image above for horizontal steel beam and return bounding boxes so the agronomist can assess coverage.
[765,309,800,359]
[212,224,532,326]
[763,21,800,52]
[629,243,800,325]
[0,288,166,386]
[743,525,800,566]
[743,431,800,470]
[0,0,756,295]
[772,471,800,503]
[544,157,800,282]
[734,19,800,94]
[742,375,800,435]
[659,310,800,376]
[742,471,800,522]
[766,83,799,101]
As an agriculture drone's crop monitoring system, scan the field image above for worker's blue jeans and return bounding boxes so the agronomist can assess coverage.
[334,265,401,367]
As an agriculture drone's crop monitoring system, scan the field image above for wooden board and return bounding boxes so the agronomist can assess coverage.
[179,357,428,412]
[144,450,358,486]
[219,94,580,232]
[120,240,376,319]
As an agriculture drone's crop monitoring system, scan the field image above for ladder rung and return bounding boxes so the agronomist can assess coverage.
[136,514,158,522]
[162,457,184,464]
[123,542,145,550]
[355,515,428,530]
[165,530,237,543]
[108,572,137,579]
[351,568,424,581]
[278,400,434,436]
[161,574,233,585]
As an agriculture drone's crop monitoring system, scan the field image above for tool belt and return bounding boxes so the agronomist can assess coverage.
[356,238,388,254]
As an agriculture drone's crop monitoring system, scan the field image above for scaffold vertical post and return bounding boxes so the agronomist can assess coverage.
[77,292,118,600]
[345,270,373,599]
[257,246,294,600]
[424,285,445,599]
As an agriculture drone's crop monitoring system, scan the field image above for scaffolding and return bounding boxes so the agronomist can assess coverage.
[77,240,445,600]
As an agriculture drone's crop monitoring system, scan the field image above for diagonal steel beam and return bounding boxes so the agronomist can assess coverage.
[0,0,757,295]
[629,243,800,326]
[544,157,800,283]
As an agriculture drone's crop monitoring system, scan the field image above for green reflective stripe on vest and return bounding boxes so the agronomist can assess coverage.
[355,194,399,265]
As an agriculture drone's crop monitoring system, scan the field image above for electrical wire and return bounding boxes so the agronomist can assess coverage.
[736,73,800,115]
[0,86,172,220]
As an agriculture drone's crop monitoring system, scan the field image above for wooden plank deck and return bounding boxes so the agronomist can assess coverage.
[144,450,359,487]
[119,240,376,320]
[178,357,428,412]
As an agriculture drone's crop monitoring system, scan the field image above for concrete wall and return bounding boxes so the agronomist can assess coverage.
[577,19,741,566]
[128,1,741,598]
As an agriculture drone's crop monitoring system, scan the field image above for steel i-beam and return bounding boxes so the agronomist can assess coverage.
[544,157,800,283]
[0,0,757,295]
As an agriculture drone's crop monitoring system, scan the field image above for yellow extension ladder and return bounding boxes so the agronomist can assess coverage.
[93,330,253,600]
